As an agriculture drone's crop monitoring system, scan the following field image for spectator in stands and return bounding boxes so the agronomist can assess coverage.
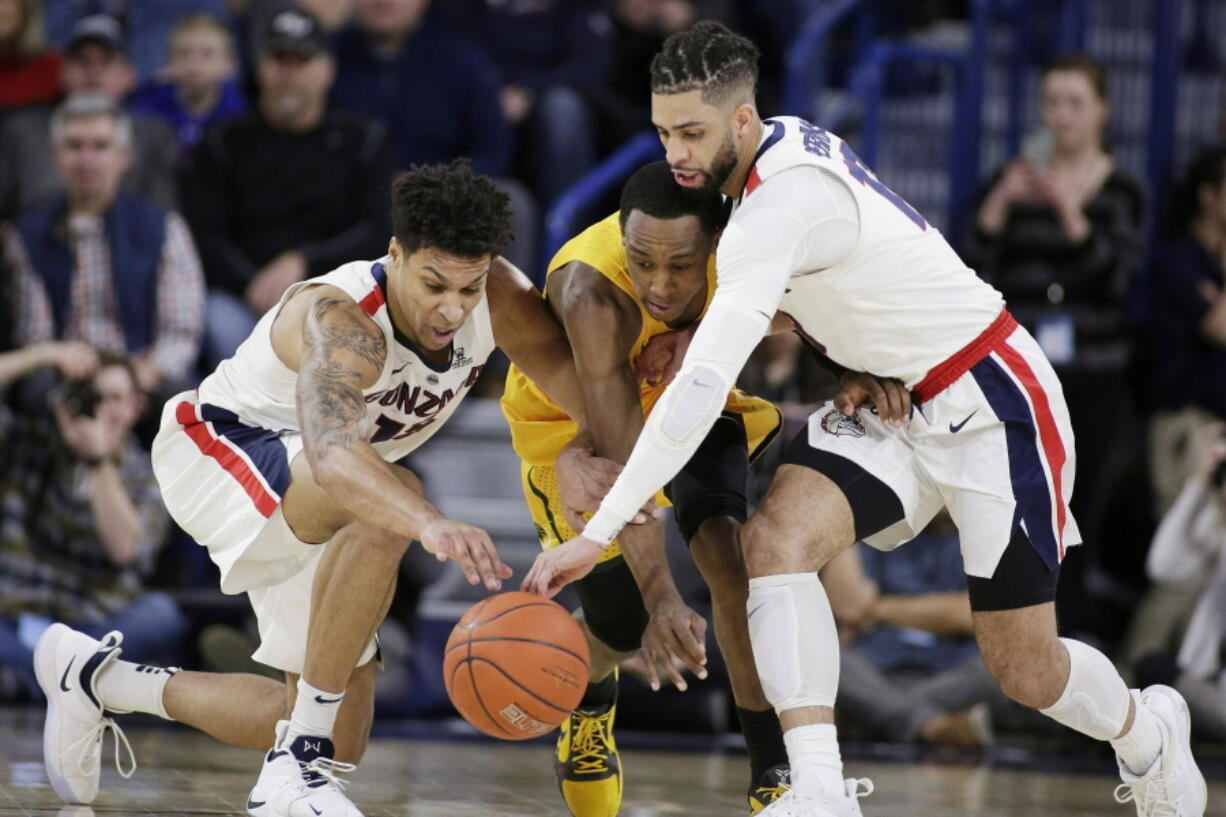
[966,54,1144,627]
[1135,423,1226,741]
[0,349,186,700]
[436,0,613,207]
[0,14,179,219]
[0,0,62,113]
[4,92,204,402]
[823,515,1006,747]
[330,0,537,275]
[180,6,394,365]
[42,0,229,83]
[1122,146,1226,675]
[1143,145,1226,513]
[130,13,245,153]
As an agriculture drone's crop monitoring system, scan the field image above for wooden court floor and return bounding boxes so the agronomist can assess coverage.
[2,710,1223,817]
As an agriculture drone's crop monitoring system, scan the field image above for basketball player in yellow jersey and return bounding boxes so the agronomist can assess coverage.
[503,161,893,817]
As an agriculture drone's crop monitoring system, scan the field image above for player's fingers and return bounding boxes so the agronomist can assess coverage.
[643,643,666,692]
[469,534,503,590]
[562,505,586,535]
[661,647,688,692]
[881,381,905,425]
[671,620,707,677]
[521,558,546,595]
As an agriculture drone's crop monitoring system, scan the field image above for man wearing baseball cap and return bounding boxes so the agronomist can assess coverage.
[0,14,178,220]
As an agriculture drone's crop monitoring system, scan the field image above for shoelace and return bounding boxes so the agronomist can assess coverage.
[848,778,875,799]
[755,768,792,803]
[569,714,613,774]
[1114,779,1179,817]
[302,756,357,791]
[69,715,136,780]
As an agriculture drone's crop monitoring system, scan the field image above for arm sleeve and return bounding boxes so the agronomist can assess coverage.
[581,167,860,544]
[1147,479,1222,584]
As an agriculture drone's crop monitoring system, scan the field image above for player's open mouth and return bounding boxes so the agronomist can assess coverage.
[429,327,457,344]
[672,169,702,187]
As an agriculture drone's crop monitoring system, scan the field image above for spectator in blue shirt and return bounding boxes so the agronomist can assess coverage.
[435,0,612,207]
[130,13,245,153]
[330,0,537,275]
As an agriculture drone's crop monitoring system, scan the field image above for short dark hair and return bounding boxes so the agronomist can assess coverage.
[391,159,514,258]
[619,161,723,235]
[649,20,760,105]
[1169,143,1226,234]
[1044,53,1109,100]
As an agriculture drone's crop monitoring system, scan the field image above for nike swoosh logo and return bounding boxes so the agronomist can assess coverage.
[391,361,410,375]
[310,806,322,816]
[59,656,76,692]
[949,410,978,433]
[247,798,266,810]
[313,694,344,704]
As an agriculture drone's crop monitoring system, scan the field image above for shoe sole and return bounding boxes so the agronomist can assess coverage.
[1147,685,1208,815]
[33,623,90,805]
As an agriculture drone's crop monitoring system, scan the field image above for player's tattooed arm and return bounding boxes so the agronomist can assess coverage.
[296,294,387,454]
[487,256,587,423]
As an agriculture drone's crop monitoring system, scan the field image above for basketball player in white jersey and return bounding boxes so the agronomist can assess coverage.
[33,160,605,817]
[524,22,1206,817]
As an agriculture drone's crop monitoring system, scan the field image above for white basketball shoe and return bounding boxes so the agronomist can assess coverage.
[1114,685,1207,817]
[758,777,874,817]
[33,624,136,804]
[246,721,363,817]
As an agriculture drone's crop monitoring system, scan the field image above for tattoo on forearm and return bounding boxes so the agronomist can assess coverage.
[297,297,387,453]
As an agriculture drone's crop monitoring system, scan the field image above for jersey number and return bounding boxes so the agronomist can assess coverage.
[838,142,928,230]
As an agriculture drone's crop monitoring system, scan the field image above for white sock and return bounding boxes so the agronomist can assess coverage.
[94,659,177,720]
[287,677,344,740]
[784,724,845,796]
[1110,690,1162,775]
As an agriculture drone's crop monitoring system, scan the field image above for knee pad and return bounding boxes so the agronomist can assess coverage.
[1039,637,1130,740]
[747,573,840,712]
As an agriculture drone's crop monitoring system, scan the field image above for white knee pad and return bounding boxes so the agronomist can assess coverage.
[1040,637,1130,741]
[747,573,840,713]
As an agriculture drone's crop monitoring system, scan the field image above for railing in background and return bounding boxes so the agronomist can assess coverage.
[540,131,662,277]
[781,0,873,119]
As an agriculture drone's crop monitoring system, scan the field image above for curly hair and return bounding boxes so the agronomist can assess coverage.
[391,159,514,258]
[649,20,760,105]
[619,161,723,235]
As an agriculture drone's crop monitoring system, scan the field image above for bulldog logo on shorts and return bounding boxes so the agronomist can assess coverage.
[820,408,866,438]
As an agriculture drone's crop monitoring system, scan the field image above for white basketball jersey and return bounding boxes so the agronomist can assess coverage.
[732,117,1005,385]
[198,258,496,463]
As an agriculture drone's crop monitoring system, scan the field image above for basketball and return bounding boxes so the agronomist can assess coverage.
[443,591,591,740]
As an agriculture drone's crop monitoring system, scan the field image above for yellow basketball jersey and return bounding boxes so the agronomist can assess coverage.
[501,211,776,468]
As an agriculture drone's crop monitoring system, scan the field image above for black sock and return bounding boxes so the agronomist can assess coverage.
[737,706,788,784]
[578,673,618,713]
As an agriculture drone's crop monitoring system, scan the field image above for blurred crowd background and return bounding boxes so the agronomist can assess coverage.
[1,0,1225,757]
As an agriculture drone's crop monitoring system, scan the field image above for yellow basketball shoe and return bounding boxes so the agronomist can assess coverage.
[749,765,792,814]
[554,690,622,817]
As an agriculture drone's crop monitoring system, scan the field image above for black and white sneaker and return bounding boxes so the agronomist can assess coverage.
[247,720,362,817]
[33,624,135,804]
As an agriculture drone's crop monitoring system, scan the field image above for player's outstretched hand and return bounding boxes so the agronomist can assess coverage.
[420,518,512,591]
[521,536,606,598]
[556,440,660,530]
[641,597,708,692]
[836,372,912,427]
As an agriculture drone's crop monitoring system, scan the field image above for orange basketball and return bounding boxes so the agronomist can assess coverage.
[443,591,591,740]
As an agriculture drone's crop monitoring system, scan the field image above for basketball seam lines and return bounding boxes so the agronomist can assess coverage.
[461,626,516,738]
[441,636,589,664]
[469,602,562,628]
[454,656,574,714]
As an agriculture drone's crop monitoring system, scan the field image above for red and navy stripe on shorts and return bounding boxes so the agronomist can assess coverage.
[176,401,291,518]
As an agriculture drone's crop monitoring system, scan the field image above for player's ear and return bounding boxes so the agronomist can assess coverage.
[388,236,400,262]
[733,102,755,135]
